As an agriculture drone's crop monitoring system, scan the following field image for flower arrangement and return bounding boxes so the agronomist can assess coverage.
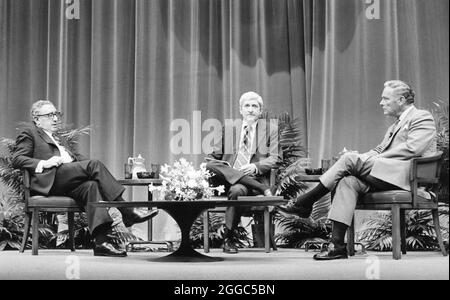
[149,158,225,201]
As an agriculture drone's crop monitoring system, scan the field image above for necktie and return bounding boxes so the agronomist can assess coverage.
[52,133,74,161]
[52,133,62,144]
[233,125,251,169]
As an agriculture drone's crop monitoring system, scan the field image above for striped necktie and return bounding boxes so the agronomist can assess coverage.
[233,125,251,169]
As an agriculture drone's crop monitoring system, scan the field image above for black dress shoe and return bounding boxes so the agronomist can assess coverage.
[313,244,348,260]
[277,202,312,218]
[123,209,159,227]
[94,242,127,257]
[222,239,238,254]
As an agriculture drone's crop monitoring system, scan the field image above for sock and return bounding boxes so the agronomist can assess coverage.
[92,223,112,245]
[294,182,329,208]
[330,220,348,247]
[237,175,270,194]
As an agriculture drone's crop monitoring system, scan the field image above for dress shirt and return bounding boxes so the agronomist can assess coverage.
[35,130,74,173]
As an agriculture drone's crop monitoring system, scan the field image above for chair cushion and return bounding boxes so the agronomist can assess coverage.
[28,196,80,208]
[360,190,429,205]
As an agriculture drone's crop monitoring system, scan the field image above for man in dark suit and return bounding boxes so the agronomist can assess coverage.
[12,100,159,257]
[206,91,281,253]
[278,80,437,260]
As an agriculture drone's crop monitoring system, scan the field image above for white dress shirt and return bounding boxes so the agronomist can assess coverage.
[35,130,74,173]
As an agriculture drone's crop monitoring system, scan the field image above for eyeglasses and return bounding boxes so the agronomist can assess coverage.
[34,111,63,119]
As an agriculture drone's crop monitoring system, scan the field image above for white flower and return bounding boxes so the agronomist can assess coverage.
[215,185,225,194]
[187,179,197,188]
[149,158,220,201]
[201,180,209,189]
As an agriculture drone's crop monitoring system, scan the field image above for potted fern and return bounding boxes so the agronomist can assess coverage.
[268,112,332,249]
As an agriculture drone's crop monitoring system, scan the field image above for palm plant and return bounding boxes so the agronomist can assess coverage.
[190,212,251,249]
[0,138,23,196]
[0,192,25,250]
[267,112,332,247]
[431,101,449,203]
[275,216,331,248]
[272,112,308,198]
[358,204,449,251]
[0,192,55,250]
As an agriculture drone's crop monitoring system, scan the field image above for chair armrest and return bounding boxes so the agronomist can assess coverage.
[23,169,30,189]
[410,151,443,206]
[22,169,31,211]
[410,151,443,184]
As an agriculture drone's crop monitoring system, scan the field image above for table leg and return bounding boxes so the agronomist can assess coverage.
[147,189,153,241]
[153,203,223,262]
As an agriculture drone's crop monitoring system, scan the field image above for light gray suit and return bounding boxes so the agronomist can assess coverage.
[320,106,436,226]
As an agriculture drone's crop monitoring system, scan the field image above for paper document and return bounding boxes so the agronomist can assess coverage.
[205,157,231,167]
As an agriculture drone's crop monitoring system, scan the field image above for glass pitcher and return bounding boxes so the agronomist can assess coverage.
[128,154,147,179]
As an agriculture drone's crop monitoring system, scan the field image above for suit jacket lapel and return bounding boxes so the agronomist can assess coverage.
[384,106,417,149]
[253,119,265,156]
[35,126,56,146]
[235,120,243,153]
[391,106,416,139]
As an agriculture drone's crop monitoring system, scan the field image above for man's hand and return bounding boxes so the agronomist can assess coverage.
[42,156,64,169]
[239,163,258,175]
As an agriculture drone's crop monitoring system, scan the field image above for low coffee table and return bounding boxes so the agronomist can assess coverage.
[91,197,285,262]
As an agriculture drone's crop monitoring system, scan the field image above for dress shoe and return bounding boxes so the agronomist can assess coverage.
[222,239,238,254]
[93,242,127,257]
[123,209,159,227]
[277,202,312,218]
[313,243,348,260]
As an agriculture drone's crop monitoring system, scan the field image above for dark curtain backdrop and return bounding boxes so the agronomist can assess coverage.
[1,0,448,239]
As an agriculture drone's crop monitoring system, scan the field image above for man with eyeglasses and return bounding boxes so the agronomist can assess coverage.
[278,80,437,260]
[12,100,159,257]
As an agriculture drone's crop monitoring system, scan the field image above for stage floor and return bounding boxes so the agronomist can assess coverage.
[0,247,448,280]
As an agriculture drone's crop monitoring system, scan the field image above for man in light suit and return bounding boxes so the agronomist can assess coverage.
[278,80,436,260]
[206,91,281,253]
[12,100,159,257]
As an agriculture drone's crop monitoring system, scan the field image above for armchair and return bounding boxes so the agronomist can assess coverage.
[20,169,82,255]
[347,152,448,259]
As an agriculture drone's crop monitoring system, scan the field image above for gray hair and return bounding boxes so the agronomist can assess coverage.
[30,100,55,119]
[384,80,415,104]
[239,91,264,108]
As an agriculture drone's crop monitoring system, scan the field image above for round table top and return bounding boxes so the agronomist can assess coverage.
[117,179,163,185]
[91,197,286,209]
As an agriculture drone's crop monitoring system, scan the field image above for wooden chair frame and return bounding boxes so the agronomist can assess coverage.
[20,170,82,255]
[347,152,448,259]
[203,169,281,253]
